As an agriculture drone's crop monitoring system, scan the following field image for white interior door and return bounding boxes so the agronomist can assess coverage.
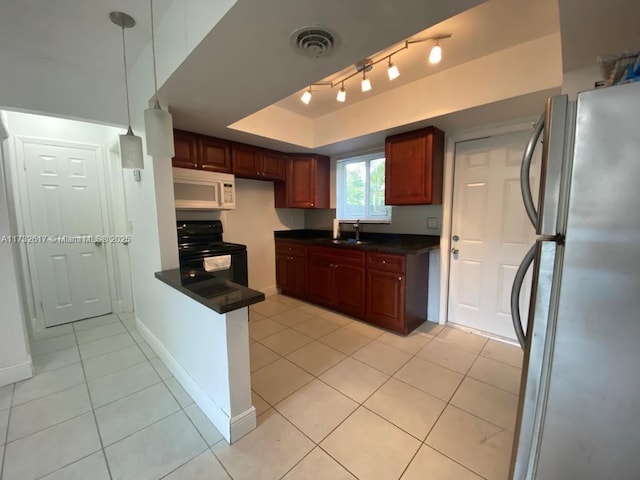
[448,130,540,339]
[24,142,111,326]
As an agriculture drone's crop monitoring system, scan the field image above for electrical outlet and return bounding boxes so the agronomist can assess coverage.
[427,217,439,229]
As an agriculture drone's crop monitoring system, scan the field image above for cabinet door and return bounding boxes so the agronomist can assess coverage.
[199,136,232,173]
[334,264,365,318]
[290,255,308,298]
[308,252,333,306]
[275,253,290,290]
[385,127,444,205]
[260,150,285,181]
[287,157,317,208]
[366,270,405,329]
[232,144,260,179]
[172,130,198,169]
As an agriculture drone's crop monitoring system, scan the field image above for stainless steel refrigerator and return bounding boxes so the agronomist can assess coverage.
[509,81,640,479]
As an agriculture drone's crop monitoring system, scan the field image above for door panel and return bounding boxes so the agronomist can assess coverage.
[334,264,365,317]
[25,142,111,326]
[449,130,539,339]
[366,270,404,327]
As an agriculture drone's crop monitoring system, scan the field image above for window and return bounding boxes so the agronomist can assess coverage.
[336,152,391,222]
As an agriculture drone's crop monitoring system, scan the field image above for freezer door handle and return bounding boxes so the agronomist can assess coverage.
[521,113,545,228]
[510,244,536,349]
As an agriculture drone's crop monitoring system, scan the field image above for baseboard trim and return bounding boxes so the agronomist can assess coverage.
[136,317,243,443]
[0,360,33,387]
[262,285,279,297]
[230,406,257,442]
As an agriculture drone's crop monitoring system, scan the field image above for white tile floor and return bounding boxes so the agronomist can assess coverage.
[0,295,523,480]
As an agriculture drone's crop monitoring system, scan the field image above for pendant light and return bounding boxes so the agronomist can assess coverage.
[110,12,144,169]
[144,0,175,158]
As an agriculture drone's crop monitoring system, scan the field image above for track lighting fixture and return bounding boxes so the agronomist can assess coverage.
[301,87,312,104]
[429,41,442,64]
[361,71,372,92]
[387,58,400,81]
[298,33,451,104]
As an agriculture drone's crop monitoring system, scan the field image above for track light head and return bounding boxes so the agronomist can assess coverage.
[301,87,312,104]
[429,43,442,64]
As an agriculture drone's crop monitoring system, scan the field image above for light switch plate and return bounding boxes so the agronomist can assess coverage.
[427,217,439,229]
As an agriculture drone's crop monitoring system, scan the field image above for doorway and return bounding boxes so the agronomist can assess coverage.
[447,130,540,339]
[3,110,134,331]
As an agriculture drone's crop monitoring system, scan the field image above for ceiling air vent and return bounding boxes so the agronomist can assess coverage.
[290,26,340,58]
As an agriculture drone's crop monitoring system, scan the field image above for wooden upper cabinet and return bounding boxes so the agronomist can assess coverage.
[260,150,285,180]
[231,143,260,178]
[200,136,232,173]
[231,144,285,181]
[274,154,330,209]
[172,130,198,169]
[385,127,445,205]
[171,130,231,172]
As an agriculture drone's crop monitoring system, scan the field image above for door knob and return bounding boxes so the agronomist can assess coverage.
[451,248,459,255]
[452,235,459,242]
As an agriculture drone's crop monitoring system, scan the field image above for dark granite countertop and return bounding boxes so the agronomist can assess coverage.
[155,269,265,314]
[274,229,440,255]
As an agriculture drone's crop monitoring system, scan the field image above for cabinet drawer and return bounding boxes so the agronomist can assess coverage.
[275,241,308,257]
[310,246,365,267]
[366,252,405,273]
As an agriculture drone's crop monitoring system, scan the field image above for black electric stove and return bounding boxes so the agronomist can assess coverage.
[177,220,248,286]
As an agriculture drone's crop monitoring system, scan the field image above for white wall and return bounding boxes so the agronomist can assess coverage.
[176,179,305,294]
[0,120,32,386]
[562,65,601,99]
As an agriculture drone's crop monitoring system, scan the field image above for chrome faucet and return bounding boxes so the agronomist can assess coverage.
[353,219,360,242]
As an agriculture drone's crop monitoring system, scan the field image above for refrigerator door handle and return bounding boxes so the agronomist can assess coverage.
[511,244,536,349]
[521,112,545,228]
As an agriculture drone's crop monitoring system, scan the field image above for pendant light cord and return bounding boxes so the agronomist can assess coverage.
[121,26,133,131]
[150,0,160,108]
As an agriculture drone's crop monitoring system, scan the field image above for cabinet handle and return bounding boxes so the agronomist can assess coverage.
[193,163,197,168]
[382,260,386,264]
[310,203,314,207]
[398,276,402,281]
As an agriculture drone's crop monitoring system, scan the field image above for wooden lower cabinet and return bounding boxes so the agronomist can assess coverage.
[366,270,406,330]
[275,241,308,298]
[276,242,429,334]
[308,247,365,318]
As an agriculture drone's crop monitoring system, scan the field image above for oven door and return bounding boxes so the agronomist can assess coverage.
[181,250,248,286]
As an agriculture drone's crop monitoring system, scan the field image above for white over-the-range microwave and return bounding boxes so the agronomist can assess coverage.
[172,167,236,210]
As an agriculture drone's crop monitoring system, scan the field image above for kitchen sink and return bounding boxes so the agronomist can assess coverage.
[331,239,368,245]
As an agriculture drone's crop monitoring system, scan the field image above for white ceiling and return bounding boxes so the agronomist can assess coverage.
[158,0,485,140]
[1,0,639,156]
[558,0,640,72]
[276,0,560,119]
[0,0,172,76]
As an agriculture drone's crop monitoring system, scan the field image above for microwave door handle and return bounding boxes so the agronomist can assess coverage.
[510,244,536,350]
[216,181,223,208]
[521,112,545,228]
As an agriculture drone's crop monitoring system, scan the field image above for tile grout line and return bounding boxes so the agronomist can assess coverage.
[0,384,15,480]
[254,305,499,479]
[257,296,520,478]
[73,325,115,480]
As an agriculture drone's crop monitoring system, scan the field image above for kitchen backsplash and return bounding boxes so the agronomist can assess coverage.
[304,205,443,235]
